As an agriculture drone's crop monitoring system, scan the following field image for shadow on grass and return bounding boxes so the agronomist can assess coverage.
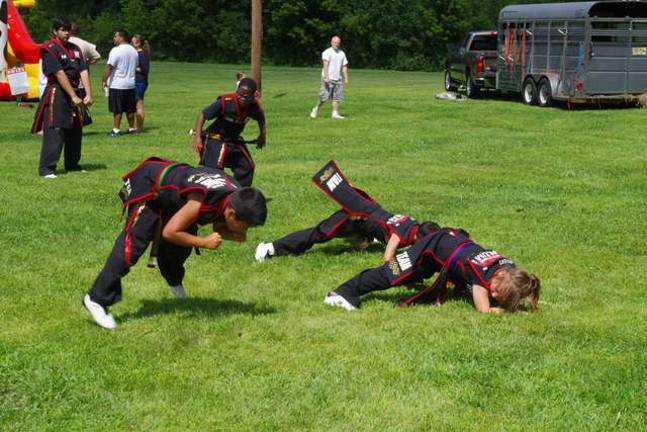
[119,297,276,322]
[63,163,107,173]
[315,242,384,256]
[364,288,473,308]
[466,89,640,111]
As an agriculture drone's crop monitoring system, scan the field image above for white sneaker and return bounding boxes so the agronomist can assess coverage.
[255,242,275,262]
[169,284,186,299]
[323,291,357,311]
[331,112,345,119]
[310,107,319,118]
[43,174,57,179]
[83,294,117,329]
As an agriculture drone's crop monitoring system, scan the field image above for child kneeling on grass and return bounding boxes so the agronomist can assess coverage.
[84,157,267,329]
[255,160,439,263]
[325,223,540,313]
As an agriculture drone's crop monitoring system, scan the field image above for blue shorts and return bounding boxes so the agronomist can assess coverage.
[135,81,148,101]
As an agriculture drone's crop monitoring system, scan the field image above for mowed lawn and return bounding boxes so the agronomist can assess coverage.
[1,62,646,431]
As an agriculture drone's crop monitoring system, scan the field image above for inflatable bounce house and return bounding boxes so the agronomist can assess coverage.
[0,0,41,100]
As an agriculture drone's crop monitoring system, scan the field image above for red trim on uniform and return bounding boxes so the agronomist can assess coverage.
[31,86,52,134]
[311,162,374,217]
[123,207,140,267]
[217,142,228,167]
[468,260,492,291]
[238,143,255,169]
[323,212,351,238]
[48,87,55,126]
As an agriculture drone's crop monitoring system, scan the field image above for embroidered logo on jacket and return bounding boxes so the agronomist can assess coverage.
[396,251,413,272]
[326,172,343,192]
[387,214,409,227]
[319,167,336,183]
[187,173,233,190]
[471,250,503,267]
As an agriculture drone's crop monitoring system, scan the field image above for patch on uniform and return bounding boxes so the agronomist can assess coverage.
[325,172,343,192]
[395,251,413,272]
[387,214,409,227]
[497,258,514,267]
[319,167,335,183]
[471,250,503,267]
[187,172,234,190]
[388,258,400,276]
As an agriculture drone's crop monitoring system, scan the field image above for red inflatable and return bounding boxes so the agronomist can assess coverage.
[6,0,39,63]
[1,0,41,100]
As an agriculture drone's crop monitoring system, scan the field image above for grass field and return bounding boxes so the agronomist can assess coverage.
[1,62,646,431]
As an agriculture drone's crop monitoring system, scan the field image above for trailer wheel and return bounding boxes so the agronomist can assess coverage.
[444,69,456,91]
[537,79,553,107]
[466,73,480,98]
[522,78,537,105]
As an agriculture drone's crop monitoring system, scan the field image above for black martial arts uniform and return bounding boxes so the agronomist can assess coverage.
[88,157,240,308]
[332,226,516,308]
[272,160,424,256]
[32,38,87,176]
[199,92,265,186]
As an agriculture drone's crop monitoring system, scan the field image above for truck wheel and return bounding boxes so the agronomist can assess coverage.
[444,69,456,91]
[522,78,537,105]
[466,73,480,98]
[537,79,553,107]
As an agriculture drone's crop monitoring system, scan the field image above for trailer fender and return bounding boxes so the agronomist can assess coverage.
[539,74,560,98]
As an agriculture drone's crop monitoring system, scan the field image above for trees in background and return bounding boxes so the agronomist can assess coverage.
[22,0,565,70]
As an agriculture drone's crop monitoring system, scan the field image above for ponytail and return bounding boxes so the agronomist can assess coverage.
[527,273,541,311]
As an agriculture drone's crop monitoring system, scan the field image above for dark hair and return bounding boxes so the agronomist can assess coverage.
[70,22,79,36]
[52,17,71,31]
[115,30,129,41]
[416,221,441,238]
[228,187,267,226]
[237,77,258,93]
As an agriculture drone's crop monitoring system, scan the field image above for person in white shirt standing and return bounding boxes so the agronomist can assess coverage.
[102,30,138,136]
[310,35,349,119]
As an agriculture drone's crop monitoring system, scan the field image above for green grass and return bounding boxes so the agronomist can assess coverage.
[1,62,646,431]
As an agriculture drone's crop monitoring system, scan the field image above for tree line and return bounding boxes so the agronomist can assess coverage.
[22,0,567,70]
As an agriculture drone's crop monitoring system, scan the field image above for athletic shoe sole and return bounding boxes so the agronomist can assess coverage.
[323,292,357,311]
[83,294,117,329]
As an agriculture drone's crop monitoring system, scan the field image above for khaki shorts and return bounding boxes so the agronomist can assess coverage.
[319,79,344,102]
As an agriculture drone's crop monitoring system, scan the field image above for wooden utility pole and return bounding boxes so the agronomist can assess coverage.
[251,0,262,91]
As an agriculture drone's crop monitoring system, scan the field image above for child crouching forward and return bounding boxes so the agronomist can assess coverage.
[324,223,540,313]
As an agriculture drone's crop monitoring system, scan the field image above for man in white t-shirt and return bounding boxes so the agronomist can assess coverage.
[69,23,101,65]
[101,30,138,136]
[310,35,349,119]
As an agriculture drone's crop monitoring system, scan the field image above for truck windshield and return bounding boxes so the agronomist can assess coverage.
[470,35,497,51]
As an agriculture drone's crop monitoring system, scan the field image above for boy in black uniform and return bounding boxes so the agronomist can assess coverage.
[83,157,267,329]
[32,17,93,178]
[255,160,438,263]
[324,224,541,313]
[191,77,266,187]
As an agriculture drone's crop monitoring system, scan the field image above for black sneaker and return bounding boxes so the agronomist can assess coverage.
[108,130,122,137]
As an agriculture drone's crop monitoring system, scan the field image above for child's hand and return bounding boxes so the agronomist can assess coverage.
[201,232,223,249]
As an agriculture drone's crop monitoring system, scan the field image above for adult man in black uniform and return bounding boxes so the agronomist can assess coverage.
[83,157,268,329]
[31,17,92,178]
[255,160,439,263]
[191,77,266,187]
